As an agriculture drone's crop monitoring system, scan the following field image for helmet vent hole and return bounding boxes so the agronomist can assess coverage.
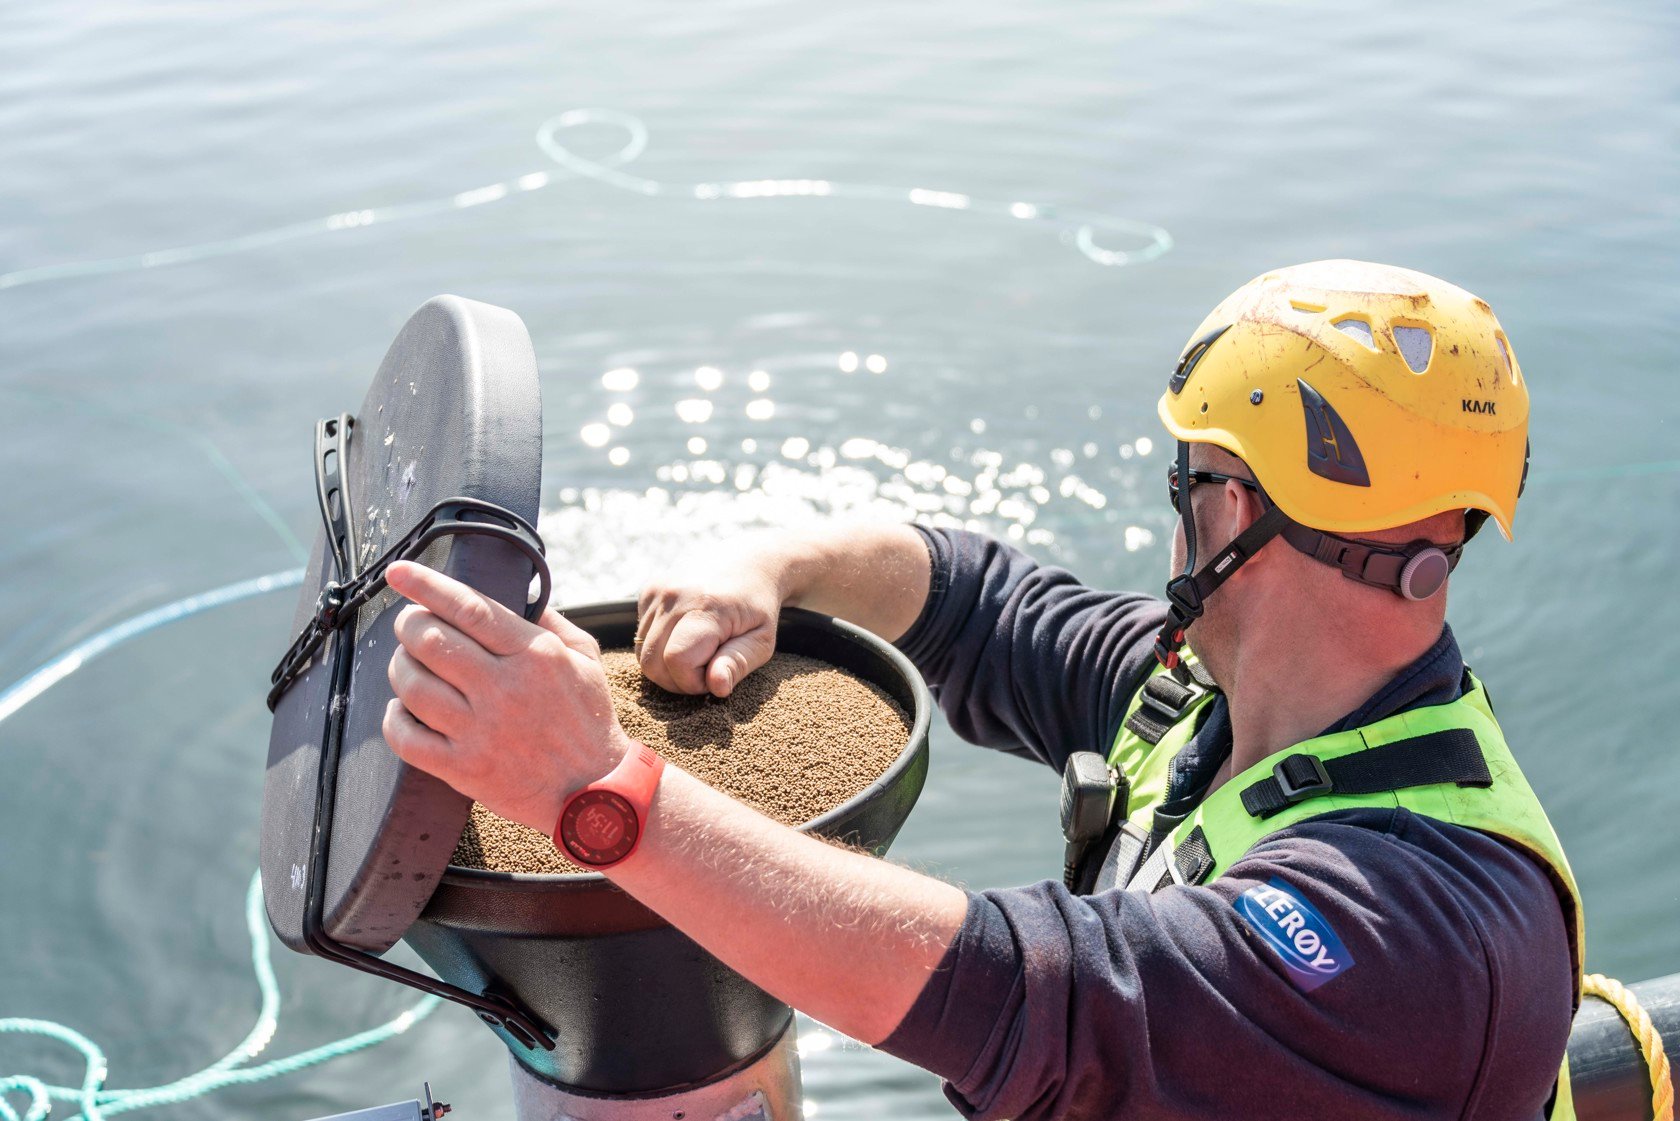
[1394,326,1433,373]
[1332,317,1377,350]
[1495,335,1517,382]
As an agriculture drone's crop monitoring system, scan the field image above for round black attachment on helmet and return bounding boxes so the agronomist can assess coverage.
[1279,521,1462,600]
[1398,547,1451,601]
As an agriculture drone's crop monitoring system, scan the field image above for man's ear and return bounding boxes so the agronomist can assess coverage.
[1223,478,1264,540]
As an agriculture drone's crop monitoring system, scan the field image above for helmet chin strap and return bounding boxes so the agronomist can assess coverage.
[1152,441,1290,668]
[1152,441,1470,668]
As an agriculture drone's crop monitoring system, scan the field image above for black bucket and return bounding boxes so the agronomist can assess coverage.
[404,600,932,1095]
[261,296,933,1096]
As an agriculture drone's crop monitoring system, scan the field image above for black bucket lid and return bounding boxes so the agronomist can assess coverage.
[261,295,543,956]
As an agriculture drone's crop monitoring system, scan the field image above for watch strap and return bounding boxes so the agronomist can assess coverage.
[553,742,665,869]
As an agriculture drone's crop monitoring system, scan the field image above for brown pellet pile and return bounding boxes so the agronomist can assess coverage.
[452,650,911,874]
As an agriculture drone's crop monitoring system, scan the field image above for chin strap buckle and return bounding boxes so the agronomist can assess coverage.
[1164,574,1202,616]
[1154,576,1204,668]
[1152,621,1189,669]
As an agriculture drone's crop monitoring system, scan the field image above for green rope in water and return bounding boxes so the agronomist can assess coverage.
[0,874,440,1121]
[0,108,1171,291]
[2,572,442,1120]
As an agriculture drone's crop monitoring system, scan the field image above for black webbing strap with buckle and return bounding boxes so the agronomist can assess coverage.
[1124,660,1217,745]
[267,417,554,712]
[1239,727,1493,820]
[268,411,558,1053]
[1171,825,1215,886]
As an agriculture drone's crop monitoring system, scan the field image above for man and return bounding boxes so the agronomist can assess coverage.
[380,260,1581,1119]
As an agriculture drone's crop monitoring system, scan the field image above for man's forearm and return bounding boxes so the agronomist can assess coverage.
[609,764,969,1045]
[774,523,932,643]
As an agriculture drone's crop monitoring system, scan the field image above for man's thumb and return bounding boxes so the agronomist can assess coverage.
[707,627,775,697]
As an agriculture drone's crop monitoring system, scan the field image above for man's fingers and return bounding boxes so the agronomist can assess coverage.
[386,560,535,657]
[383,698,456,776]
[538,607,603,663]
[634,602,689,692]
[706,626,775,697]
[393,604,496,690]
[387,646,473,737]
[659,611,726,695]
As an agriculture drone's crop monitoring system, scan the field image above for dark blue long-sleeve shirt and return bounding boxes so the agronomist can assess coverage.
[879,527,1574,1121]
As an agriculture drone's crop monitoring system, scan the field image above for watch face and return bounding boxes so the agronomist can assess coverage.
[560,789,639,866]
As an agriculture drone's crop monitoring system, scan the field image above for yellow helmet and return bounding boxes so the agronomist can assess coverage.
[1157,259,1529,540]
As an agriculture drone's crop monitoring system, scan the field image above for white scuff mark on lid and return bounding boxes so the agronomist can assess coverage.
[715,1090,772,1121]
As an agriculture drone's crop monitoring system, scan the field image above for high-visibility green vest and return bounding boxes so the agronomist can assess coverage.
[1101,659,1585,1118]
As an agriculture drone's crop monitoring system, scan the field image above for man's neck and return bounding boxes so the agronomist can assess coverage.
[1211,621,1441,795]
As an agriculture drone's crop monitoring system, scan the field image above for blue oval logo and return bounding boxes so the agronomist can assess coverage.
[1235,878,1355,992]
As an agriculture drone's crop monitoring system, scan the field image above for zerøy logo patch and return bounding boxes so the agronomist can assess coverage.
[1235,878,1355,992]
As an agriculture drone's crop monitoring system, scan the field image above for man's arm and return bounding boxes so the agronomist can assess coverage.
[380,559,967,1045]
[894,527,1166,769]
[638,522,1167,770]
[612,765,968,1044]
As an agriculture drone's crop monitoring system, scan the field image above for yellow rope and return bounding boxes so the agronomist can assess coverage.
[1582,973,1674,1121]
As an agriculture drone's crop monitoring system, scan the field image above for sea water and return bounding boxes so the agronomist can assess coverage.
[1,1,1676,1116]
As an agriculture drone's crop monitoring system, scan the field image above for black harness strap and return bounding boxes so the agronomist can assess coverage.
[1125,658,1219,746]
[267,416,551,713]
[1171,825,1215,886]
[1183,660,1216,690]
[1239,727,1492,820]
[1126,671,1200,744]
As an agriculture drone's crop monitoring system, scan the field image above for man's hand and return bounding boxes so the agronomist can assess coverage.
[381,559,632,834]
[635,523,935,698]
[635,540,788,697]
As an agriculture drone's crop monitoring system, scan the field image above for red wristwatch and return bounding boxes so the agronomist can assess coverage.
[553,742,666,869]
